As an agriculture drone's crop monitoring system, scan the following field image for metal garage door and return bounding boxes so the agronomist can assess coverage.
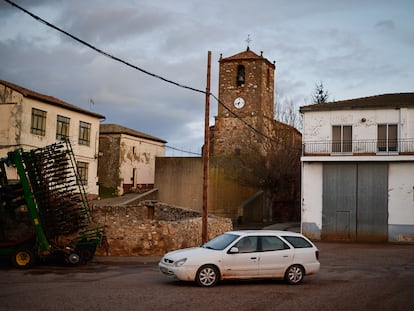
[322,163,388,242]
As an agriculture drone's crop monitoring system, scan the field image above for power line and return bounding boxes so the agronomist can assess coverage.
[165,145,201,156]
[210,94,301,151]
[4,0,300,152]
[3,0,206,96]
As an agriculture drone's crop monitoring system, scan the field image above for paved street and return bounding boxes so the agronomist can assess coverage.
[1,242,413,311]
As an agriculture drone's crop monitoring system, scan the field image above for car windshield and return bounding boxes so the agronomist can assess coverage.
[202,233,239,250]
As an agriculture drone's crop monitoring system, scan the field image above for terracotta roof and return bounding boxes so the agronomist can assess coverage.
[300,93,414,112]
[220,49,275,68]
[0,79,105,119]
[100,123,167,143]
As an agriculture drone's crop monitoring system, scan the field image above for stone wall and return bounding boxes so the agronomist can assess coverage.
[91,201,233,256]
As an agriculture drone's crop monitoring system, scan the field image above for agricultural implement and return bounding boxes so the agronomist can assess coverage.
[0,140,103,268]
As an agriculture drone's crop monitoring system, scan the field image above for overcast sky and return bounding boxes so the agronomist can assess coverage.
[1,0,413,155]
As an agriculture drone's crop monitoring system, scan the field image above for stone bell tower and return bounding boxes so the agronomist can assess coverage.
[211,48,275,156]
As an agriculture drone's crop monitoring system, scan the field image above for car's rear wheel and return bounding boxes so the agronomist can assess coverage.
[284,265,304,285]
[196,264,219,287]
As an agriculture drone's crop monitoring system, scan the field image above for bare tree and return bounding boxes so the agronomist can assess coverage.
[274,97,302,132]
[215,122,301,222]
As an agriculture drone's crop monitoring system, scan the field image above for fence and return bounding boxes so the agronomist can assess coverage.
[302,138,414,156]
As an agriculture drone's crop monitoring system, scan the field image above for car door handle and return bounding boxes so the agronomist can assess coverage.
[283,255,289,258]
[250,257,257,260]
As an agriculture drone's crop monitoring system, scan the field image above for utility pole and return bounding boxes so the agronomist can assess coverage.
[202,51,211,243]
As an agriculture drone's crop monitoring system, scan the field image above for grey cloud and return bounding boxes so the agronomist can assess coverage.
[374,20,396,32]
[57,4,174,46]
[1,0,413,151]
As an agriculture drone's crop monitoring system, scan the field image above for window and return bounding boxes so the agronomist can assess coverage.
[203,233,239,250]
[282,236,313,248]
[56,115,70,140]
[332,125,352,153]
[31,108,47,136]
[236,65,245,86]
[260,236,290,251]
[78,121,91,146]
[234,236,258,253]
[266,68,270,88]
[77,161,88,185]
[378,124,397,152]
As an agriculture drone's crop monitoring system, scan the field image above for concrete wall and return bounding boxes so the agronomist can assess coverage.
[388,163,414,242]
[301,162,323,240]
[92,201,233,256]
[209,158,258,220]
[155,157,204,211]
[155,157,259,221]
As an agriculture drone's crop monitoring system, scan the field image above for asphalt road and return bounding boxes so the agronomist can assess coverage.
[1,242,413,311]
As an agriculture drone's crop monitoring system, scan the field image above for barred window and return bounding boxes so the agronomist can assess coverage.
[77,161,88,185]
[56,115,70,140]
[31,108,47,136]
[78,121,91,146]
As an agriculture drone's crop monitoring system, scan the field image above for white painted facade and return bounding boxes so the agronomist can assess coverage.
[0,80,104,196]
[300,94,414,242]
[119,134,165,189]
[302,108,413,145]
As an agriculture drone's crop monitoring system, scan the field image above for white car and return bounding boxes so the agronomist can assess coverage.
[159,230,320,287]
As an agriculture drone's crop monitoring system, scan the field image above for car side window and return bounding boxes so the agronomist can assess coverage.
[282,236,313,248]
[234,236,258,253]
[260,236,290,251]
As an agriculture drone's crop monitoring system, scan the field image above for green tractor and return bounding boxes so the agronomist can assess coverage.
[0,140,103,268]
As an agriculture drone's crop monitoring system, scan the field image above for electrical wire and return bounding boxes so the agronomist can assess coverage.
[3,0,300,153]
[165,145,201,156]
[3,0,206,95]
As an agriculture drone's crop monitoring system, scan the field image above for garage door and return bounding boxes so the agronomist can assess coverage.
[322,163,388,242]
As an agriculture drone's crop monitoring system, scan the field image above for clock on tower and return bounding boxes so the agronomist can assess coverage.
[233,97,245,109]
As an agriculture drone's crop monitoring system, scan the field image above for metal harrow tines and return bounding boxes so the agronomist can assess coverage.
[21,141,92,240]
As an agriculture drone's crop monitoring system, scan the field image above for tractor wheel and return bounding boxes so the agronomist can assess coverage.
[79,245,96,264]
[12,248,35,269]
[66,253,80,265]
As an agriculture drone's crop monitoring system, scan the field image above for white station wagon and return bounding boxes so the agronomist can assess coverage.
[159,230,320,287]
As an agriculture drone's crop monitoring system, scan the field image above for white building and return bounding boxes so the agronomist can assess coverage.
[300,93,414,242]
[98,123,166,196]
[0,79,105,196]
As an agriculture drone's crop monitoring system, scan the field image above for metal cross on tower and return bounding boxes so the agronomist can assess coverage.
[246,34,252,50]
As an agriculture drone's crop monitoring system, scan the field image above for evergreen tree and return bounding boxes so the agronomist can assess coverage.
[312,81,329,104]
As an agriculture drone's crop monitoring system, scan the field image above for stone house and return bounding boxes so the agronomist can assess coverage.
[0,79,105,196]
[300,93,414,242]
[98,123,166,196]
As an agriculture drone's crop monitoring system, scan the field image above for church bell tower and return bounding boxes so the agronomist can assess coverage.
[211,48,276,156]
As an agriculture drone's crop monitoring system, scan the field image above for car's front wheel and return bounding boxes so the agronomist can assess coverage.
[284,265,304,285]
[196,265,219,287]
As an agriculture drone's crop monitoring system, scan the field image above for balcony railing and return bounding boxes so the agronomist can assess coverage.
[302,139,414,156]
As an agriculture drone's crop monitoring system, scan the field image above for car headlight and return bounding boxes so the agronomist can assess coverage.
[174,258,187,267]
